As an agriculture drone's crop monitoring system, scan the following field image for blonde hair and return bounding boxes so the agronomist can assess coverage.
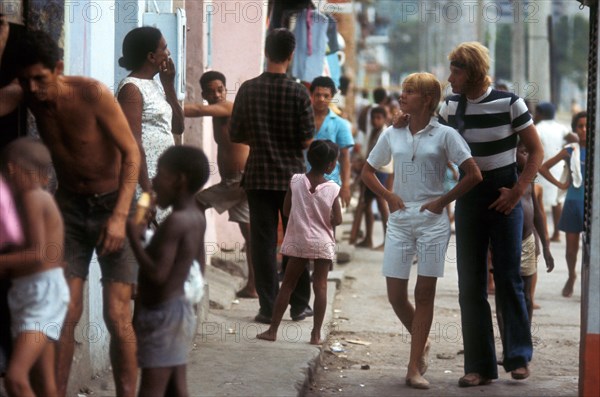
[402,73,442,115]
[448,42,493,90]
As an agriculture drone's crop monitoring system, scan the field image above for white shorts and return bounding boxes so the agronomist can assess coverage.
[382,204,450,279]
[520,233,537,277]
[537,176,566,208]
[8,268,70,340]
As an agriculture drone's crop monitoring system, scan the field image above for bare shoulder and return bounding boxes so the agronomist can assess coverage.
[21,189,61,226]
[117,82,142,102]
[223,101,234,113]
[30,188,60,211]
[60,76,117,110]
[23,188,54,206]
[163,207,205,235]
[64,75,108,94]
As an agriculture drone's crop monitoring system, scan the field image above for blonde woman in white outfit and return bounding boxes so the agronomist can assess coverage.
[361,73,482,389]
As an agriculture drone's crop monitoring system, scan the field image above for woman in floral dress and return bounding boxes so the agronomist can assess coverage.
[117,26,184,223]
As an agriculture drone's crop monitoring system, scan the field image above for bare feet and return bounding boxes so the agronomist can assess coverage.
[355,239,373,248]
[550,233,561,243]
[310,330,321,345]
[405,374,430,389]
[373,243,385,252]
[562,277,576,297]
[237,287,258,299]
[533,303,541,310]
[256,329,276,342]
[419,339,431,375]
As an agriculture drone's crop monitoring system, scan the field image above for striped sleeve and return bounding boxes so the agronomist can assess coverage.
[510,97,533,132]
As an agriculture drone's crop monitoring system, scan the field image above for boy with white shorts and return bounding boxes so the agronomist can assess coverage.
[0,138,69,397]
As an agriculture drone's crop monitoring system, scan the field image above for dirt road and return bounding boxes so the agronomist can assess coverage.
[306,229,580,397]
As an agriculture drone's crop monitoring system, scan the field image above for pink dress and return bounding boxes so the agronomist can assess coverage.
[281,174,340,260]
[0,176,23,251]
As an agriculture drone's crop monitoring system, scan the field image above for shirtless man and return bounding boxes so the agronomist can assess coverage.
[185,71,256,298]
[15,30,141,397]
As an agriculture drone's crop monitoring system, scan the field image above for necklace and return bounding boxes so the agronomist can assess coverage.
[411,133,422,161]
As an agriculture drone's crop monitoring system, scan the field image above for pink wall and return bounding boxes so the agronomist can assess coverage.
[208,1,267,247]
[211,1,267,99]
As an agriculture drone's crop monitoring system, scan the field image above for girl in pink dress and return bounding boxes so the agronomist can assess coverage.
[257,140,342,345]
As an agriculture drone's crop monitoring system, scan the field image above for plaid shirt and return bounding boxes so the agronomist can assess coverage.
[230,72,315,191]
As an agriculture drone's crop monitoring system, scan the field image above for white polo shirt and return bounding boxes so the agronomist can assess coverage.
[367,118,472,204]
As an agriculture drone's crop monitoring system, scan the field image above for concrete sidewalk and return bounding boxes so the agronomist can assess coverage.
[187,278,339,397]
[83,249,348,397]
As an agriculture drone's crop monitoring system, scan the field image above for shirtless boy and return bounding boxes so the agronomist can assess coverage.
[15,30,141,397]
[185,71,256,298]
[0,138,69,397]
[127,145,209,397]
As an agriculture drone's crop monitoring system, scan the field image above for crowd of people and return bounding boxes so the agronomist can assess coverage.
[0,14,589,397]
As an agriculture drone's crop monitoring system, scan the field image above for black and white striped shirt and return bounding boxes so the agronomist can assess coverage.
[438,87,532,171]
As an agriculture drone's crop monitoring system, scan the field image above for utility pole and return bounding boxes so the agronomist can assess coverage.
[527,0,551,103]
[512,5,526,98]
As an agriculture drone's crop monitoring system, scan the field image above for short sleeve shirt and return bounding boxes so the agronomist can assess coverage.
[312,109,354,186]
[367,118,472,203]
[438,87,533,171]
[230,72,315,191]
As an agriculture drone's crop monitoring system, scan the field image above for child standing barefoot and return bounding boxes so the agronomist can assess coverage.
[0,138,69,397]
[257,140,342,345]
[127,145,209,397]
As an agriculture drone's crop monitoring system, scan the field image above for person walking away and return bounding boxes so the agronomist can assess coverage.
[230,29,315,324]
[256,140,342,345]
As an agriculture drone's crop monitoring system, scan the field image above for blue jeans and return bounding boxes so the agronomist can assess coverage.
[455,164,532,378]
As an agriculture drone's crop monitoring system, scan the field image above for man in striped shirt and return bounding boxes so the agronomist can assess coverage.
[438,42,544,387]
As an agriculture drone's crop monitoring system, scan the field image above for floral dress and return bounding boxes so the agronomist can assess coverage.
[118,77,173,223]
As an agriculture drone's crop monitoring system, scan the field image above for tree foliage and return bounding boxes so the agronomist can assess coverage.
[388,20,420,86]
[554,14,589,90]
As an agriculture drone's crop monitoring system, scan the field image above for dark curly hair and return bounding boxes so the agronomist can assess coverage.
[15,30,62,70]
[158,146,210,193]
[307,140,339,173]
[118,27,162,71]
